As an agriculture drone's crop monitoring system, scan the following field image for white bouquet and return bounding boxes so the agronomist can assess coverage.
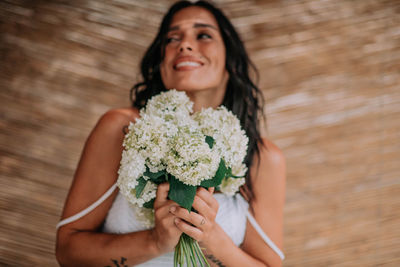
[117,89,248,266]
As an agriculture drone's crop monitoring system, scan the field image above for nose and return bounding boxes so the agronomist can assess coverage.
[178,36,194,52]
[179,46,192,52]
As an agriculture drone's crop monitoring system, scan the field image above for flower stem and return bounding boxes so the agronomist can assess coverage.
[174,234,210,267]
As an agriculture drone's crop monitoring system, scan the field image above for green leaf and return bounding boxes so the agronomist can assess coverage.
[168,176,196,212]
[205,135,214,149]
[226,167,244,179]
[144,168,165,179]
[144,168,166,184]
[200,159,227,188]
[135,176,147,198]
[143,198,155,209]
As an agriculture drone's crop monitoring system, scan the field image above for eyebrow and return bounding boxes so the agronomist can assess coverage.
[168,23,218,32]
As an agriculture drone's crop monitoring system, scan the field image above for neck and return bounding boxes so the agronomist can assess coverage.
[186,89,225,112]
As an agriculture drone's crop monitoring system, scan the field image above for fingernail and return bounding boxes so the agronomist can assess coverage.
[169,206,176,213]
[174,218,180,224]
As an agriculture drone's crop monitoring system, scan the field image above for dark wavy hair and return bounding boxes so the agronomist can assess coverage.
[130,0,265,201]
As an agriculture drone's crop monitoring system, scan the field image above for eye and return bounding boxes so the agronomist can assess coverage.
[197,33,212,40]
[166,36,180,44]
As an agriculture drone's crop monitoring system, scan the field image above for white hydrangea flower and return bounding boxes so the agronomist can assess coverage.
[166,125,220,186]
[193,106,249,169]
[117,150,146,192]
[138,181,158,207]
[121,182,157,209]
[128,114,177,173]
[231,163,248,177]
[142,89,193,123]
[130,204,155,228]
[117,150,158,208]
[220,177,246,196]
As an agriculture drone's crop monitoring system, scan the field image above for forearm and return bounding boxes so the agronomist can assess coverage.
[56,229,161,267]
[203,226,267,267]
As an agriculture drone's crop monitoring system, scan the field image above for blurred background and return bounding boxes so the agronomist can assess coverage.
[1,0,399,266]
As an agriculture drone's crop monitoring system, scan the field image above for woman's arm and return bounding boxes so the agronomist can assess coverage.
[56,109,182,267]
[171,138,286,267]
[239,139,286,266]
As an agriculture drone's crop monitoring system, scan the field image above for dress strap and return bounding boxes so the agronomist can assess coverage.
[56,183,118,230]
[245,210,285,260]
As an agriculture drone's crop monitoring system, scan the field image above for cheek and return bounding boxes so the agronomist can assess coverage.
[209,45,226,70]
[211,52,227,78]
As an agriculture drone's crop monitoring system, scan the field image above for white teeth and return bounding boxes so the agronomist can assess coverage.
[175,61,201,68]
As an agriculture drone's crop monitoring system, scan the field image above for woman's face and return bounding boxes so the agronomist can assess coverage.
[160,7,228,99]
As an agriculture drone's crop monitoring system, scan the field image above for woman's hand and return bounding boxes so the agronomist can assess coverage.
[151,183,183,254]
[169,187,221,249]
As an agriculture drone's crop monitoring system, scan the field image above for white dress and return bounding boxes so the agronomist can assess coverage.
[57,184,285,266]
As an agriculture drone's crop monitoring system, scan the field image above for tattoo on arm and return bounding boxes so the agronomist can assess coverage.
[104,256,128,267]
[206,254,226,267]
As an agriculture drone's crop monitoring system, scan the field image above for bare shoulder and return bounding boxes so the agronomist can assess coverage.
[95,107,139,132]
[103,107,140,120]
[250,137,286,189]
[259,138,285,165]
[78,107,140,163]
[86,107,139,141]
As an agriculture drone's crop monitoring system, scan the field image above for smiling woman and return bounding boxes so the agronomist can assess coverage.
[55,1,285,267]
[160,6,229,111]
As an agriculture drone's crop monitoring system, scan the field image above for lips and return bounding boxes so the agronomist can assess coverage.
[173,56,203,70]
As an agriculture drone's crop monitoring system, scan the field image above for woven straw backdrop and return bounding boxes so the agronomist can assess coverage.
[1,0,399,266]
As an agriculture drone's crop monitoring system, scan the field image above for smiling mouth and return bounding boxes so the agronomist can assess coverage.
[174,61,202,70]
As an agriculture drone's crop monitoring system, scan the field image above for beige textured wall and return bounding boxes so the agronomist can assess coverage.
[1,0,399,266]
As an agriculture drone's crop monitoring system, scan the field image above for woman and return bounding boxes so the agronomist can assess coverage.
[56,1,286,266]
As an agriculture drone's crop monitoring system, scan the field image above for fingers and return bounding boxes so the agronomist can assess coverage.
[196,187,218,208]
[174,218,203,241]
[169,206,206,229]
[192,195,217,222]
[153,184,218,242]
[191,188,219,220]
[170,187,220,243]
[153,182,170,209]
